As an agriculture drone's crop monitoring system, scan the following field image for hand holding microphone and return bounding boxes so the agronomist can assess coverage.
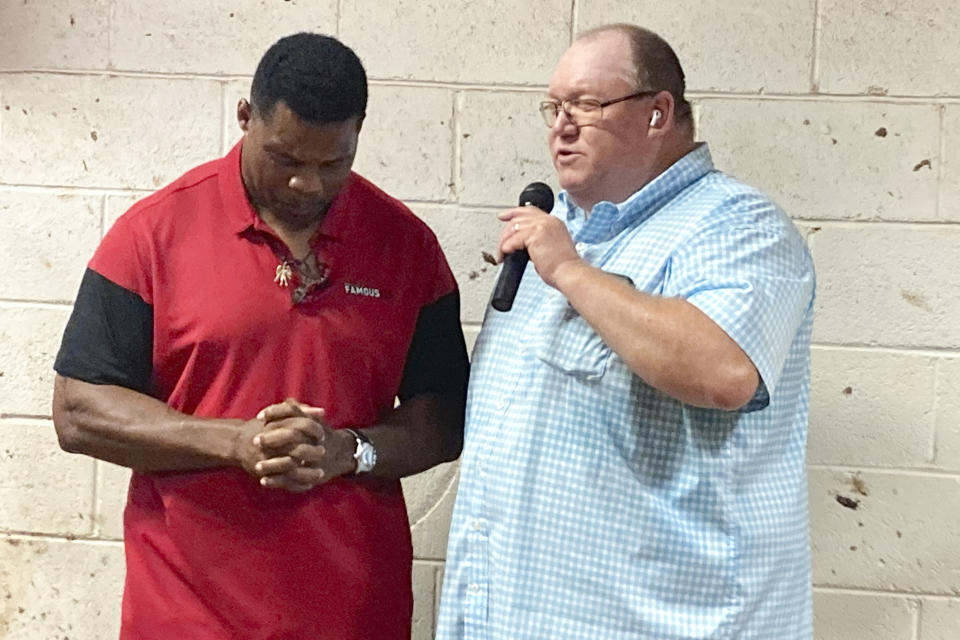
[491,182,555,312]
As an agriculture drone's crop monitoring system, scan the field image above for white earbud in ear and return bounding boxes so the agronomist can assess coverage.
[650,109,662,127]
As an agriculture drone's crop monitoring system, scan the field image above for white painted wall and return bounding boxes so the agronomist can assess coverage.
[1,1,958,638]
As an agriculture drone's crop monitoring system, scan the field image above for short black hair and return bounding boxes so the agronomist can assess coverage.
[250,32,367,124]
[579,24,692,125]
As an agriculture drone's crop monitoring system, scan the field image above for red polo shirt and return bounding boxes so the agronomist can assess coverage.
[54,142,468,639]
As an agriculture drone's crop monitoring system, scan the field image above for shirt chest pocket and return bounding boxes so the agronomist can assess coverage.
[526,293,613,381]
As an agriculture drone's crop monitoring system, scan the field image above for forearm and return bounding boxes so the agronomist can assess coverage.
[53,374,246,471]
[552,260,758,409]
[359,393,464,479]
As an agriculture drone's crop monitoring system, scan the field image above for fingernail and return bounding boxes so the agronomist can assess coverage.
[260,477,268,486]
[256,410,265,420]
[255,463,263,473]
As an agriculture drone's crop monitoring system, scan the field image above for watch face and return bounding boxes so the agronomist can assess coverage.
[356,442,377,473]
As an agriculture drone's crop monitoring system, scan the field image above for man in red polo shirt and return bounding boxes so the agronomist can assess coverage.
[51,33,468,639]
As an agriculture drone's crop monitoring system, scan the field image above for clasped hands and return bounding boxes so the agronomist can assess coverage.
[236,398,357,493]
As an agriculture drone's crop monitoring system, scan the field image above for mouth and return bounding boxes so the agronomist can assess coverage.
[554,149,581,164]
[280,200,328,218]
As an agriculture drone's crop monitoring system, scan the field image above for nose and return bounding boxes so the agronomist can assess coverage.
[551,107,578,135]
[287,170,324,196]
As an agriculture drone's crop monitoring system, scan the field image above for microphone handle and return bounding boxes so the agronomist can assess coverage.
[490,249,529,312]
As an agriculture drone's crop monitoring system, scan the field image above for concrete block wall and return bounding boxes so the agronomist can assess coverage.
[0,1,957,638]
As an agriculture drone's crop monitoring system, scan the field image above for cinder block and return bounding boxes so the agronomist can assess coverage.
[819,0,960,96]
[808,348,937,467]
[411,561,437,640]
[810,468,960,593]
[459,90,557,208]
[0,74,221,190]
[699,99,940,221]
[942,106,960,223]
[354,85,456,202]
[0,191,101,302]
[410,470,458,561]
[813,590,917,640]
[0,420,94,536]
[578,0,815,93]
[934,359,960,473]
[463,325,481,357]
[0,0,109,71]
[434,565,445,624]
[413,205,506,323]
[0,304,71,417]
[95,462,131,540]
[340,0,570,85]
[109,0,336,75]
[920,598,960,640]
[811,225,960,348]
[0,537,124,638]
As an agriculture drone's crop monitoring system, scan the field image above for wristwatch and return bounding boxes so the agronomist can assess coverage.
[344,428,377,474]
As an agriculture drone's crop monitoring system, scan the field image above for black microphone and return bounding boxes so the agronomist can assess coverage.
[490,182,555,312]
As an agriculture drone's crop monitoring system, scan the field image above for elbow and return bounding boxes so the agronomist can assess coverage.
[440,414,464,462]
[709,362,760,411]
[54,421,86,454]
[52,376,91,454]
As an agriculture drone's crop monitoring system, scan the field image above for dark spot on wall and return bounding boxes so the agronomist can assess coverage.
[901,290,932,312]
[849,545,857,551]
[69,15,75,26]
[836,495,859,510]
[896,530,902,538]
[875,127,888,137]
[481,251,497,266]
[462,133,471,138]
[913,159,932,171]
[468,271,479,280]
[851,474,868,496]
[842,386,853,396]
[90,131,98,141]
[803,119,810,125]
[831,138,837,145]
[867,86,889,96]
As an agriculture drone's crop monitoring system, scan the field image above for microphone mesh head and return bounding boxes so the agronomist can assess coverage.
[518,182,554,211]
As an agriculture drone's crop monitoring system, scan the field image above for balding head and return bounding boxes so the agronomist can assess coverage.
[577,24,692,130]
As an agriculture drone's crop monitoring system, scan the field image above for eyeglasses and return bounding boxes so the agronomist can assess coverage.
[538,90,658,127]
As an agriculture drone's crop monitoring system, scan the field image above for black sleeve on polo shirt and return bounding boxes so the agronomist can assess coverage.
[398,290,470,405]
[54,268,154,394]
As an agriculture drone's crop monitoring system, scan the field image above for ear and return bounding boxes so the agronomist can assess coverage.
[237,98,253,133]
[355,113,365,134]
[647,91,675,133]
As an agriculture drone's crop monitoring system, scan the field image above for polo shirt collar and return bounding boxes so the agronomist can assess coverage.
[558,142,715,244]
[218,140,352,242]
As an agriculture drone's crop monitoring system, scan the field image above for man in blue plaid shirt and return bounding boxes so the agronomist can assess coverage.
[437,23,816,640]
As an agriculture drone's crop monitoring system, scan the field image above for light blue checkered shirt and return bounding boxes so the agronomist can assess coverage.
[437,144,816,640]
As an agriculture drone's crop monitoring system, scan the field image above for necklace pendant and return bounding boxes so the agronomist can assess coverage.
[274,261,293,288]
